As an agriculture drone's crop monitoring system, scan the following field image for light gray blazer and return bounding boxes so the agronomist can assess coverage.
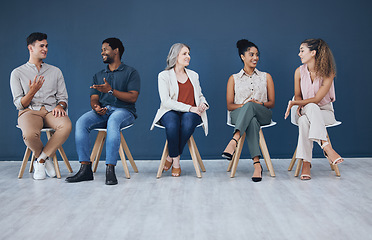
[150,68,209,135]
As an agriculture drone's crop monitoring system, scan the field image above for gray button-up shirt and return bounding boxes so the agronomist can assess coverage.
[10,62,68,111]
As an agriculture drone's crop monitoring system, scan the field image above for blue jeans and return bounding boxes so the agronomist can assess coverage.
[75,106,135,165]
[160,111,202,158]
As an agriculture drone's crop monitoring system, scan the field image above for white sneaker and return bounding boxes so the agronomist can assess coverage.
[33,161,46,180]
[45,157,56,178]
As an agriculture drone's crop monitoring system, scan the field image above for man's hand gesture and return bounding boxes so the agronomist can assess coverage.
[29,75,45,95]
[90,78,112,93]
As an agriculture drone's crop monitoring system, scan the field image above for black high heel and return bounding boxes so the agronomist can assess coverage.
[222,138,238,161]
[252,161,262,182]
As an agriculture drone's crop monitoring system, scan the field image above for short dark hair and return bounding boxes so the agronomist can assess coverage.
[27,32,47,46]
[102,37,125,59]
[236,39,260,62]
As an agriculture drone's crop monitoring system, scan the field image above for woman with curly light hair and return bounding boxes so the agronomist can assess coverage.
[284,38,344,180]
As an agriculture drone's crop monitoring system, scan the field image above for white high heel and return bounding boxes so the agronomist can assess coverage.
[321,142,344,165]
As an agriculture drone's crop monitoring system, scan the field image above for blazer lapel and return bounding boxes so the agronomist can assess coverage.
[169,69,179,100]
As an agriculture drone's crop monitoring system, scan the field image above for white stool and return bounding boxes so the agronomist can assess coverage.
[287,104,342,177]
[155,122,206,178]
[90,124,138,179]
[226,111,276,178]
[17,126,73,179]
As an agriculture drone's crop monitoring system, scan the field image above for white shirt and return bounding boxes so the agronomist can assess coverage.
[10,62,68,111]
[233,68,267,104]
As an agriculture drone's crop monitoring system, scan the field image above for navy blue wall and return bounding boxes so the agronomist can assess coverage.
[1,0,371,161]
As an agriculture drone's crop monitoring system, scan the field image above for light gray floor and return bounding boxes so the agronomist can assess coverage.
[0,158,371,240]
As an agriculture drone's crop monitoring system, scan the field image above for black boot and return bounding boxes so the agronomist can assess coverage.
[105,165,118,185]
[65,163,94,183]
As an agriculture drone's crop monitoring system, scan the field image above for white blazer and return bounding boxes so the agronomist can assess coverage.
[150,68,209,135]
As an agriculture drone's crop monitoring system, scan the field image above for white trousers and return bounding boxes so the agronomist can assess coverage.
[292,103,336,162]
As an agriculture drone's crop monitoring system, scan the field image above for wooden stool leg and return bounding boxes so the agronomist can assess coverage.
[227,157,234,172]
[46,131,61,178]
[227,136,240,172]
[119,145,130,179]
[19,147,32,178]
[120,133,138,173]
[326,133,335,171]
[52,154,61,178]
[333,165,341,177]
[288,147,298,171]
[259,129,275,177]
[157,140,169,178]
[294,159,303,177]
[230,133,245,178]
[57,147,72,173]
[189,135,205,172]
[326,133,334,171]
[29,152,36,173]
[90,131,104,163]
[93,132,106,173]
[188,137,202,178]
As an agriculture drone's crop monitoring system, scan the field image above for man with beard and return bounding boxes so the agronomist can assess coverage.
[10,32,72,180]
[66,38,140,185]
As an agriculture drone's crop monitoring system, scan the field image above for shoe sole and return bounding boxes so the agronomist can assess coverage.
[33,176,46,180]
[45,171,56,178]
[65,178,94,183]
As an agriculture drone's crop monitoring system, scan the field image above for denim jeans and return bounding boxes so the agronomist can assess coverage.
[160,110,202,158]
[75,106,135,165]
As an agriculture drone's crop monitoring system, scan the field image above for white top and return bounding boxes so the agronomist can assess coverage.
[150,68,209,135]
[233,68,267,104]
[10,62,68,111]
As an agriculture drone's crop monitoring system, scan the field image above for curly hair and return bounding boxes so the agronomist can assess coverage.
[301,38,336,78]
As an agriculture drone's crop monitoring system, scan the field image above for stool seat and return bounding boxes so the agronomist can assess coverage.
[16,125,73,179]
[93,124,134,132]
[90,124,138,179]
[155,122,205,178]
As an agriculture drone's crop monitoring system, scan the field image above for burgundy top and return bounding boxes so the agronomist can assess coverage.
[177,78,196,107]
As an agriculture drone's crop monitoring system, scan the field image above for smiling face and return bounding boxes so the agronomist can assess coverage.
[298,43,316,64]
[176,46,190,68]
[241,47,259,68]
[101,43,116,64]
[29,39,48,60]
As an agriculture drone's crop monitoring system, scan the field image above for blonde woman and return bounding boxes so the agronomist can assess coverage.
[284,38,344,180]
[151,43,209,177]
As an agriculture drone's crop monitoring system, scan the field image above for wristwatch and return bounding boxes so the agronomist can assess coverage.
[108,89,114,95]
[59,103,65,109]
